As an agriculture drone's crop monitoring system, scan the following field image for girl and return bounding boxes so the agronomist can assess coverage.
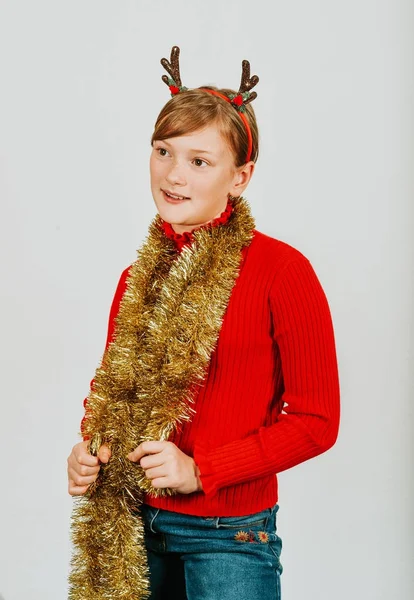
[67,46,340,600]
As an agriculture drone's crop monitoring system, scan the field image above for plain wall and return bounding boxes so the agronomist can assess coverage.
[0,1,413,599]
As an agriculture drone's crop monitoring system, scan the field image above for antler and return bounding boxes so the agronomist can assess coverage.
[160,45,183,88]
[238,59,259,104]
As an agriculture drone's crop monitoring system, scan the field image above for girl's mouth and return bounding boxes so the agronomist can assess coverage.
[162,190,190,204]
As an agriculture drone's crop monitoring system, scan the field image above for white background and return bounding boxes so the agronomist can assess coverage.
[0,1,413,599]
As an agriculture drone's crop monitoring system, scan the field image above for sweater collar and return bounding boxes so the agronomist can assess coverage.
[160,199,234,252]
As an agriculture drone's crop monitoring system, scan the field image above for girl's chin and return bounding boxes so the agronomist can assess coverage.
[156,200,191,219]
[157,206,189,219]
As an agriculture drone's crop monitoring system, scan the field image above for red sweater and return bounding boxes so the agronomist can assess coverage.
[81,203,340,516]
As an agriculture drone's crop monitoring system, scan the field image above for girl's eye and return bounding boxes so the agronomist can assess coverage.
[193,158,208,168]
[157,147,168,156]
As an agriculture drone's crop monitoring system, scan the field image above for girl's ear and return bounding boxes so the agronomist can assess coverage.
[229,161,255,196]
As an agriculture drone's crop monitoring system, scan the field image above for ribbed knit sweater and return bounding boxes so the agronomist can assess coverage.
[81,201,340,516]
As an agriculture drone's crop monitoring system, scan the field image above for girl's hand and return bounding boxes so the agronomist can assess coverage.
[127,441,203,495]
[67,440,111,496]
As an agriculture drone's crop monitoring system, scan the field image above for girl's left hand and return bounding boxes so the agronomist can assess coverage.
[127,440,203,494]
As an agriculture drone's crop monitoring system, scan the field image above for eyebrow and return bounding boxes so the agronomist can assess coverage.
[159,140,215,156]
[188,149,215,155]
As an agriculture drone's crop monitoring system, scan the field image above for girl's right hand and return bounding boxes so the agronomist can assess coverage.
[67,440,112,496]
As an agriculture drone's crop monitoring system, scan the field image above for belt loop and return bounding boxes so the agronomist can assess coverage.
[264,506,273,529]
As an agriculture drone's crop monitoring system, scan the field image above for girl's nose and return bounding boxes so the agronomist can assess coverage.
[166,162,186,186]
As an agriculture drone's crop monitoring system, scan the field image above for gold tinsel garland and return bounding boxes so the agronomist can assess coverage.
[68,196,256,599]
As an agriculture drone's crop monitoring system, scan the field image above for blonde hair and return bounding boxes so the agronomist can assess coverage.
[151,87,259,167]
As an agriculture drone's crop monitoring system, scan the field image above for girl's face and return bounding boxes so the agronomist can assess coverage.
[150,124,254,234]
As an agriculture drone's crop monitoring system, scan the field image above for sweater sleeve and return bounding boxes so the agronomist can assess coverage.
[193,256,341,496]
[80,266,132,440]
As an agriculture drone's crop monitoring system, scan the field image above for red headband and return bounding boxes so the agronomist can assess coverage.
[160,46,259,164]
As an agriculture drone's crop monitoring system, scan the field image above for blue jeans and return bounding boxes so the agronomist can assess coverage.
[140,503,283,599]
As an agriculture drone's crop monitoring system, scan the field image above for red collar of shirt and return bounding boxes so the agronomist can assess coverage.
[160,199,234,252]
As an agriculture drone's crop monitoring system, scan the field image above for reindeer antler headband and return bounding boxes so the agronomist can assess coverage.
[160,45,259,163]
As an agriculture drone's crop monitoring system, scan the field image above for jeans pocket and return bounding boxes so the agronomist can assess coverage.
[268,534,283,574]
[217,508,271,530]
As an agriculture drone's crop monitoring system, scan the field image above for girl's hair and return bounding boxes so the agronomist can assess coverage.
[150,86,259,167]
